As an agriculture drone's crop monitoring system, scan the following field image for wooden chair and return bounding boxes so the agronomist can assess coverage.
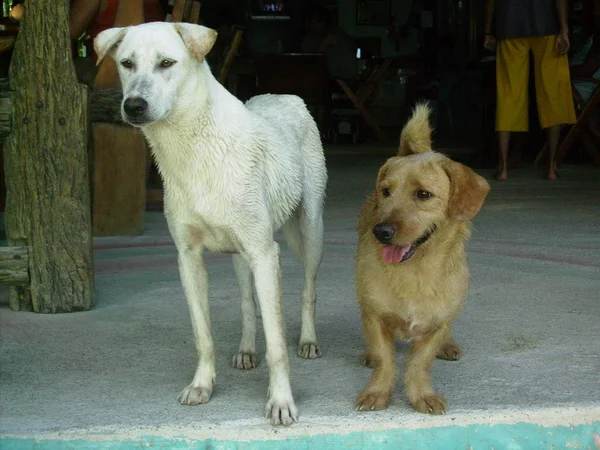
[534,78,600,167]
[334,58,393,142]
[168,0,201,23]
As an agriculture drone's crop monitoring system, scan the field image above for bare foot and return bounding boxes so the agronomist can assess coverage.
[494,170,508,181]
[547,169,559,181]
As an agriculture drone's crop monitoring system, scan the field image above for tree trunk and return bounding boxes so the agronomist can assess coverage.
[0,246,29,286]
[4,0,94,312]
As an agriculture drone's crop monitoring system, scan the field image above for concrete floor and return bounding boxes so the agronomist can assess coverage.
[1,147,599,448]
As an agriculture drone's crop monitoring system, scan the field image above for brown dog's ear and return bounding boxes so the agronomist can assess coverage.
[444,160,491,221]
[94,27,128,66]
[399,103,433,156]
[174,23,218,63]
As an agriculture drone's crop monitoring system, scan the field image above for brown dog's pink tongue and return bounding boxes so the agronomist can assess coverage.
[382,245,411,264]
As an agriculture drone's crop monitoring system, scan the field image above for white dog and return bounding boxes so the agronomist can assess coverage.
[94,22,327,426]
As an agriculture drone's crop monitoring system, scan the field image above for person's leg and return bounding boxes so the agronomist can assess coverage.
[495,38,531,180]
[496,130,511,180]
[546,125,561,180]
[531,35,577,180]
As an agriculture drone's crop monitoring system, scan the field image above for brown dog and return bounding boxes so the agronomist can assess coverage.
[355,104,490,415]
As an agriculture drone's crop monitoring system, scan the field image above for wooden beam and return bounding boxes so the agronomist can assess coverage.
[4,0,94,313]
[89,86,125,124]
[0,246,29,286]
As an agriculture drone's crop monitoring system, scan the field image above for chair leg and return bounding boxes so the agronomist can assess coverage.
[218,27,244,86]
[336,80,387,142]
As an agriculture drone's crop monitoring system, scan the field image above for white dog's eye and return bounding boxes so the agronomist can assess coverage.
[159,59,176,68]
[382,187,391,198]
[416,190,433,200]
[121,59,133,69]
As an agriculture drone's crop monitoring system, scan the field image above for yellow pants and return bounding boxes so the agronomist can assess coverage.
[496,35,576,131]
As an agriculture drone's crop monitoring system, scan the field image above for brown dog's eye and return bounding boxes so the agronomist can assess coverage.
[416,190,433,200]
[121,59,133,69]
[382,187,391,198]
[160,59,175,68]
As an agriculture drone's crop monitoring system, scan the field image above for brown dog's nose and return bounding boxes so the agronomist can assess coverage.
[373,223,395,244]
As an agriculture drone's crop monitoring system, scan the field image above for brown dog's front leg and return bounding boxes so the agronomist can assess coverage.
[355,312,396,411]
[404,325,449,414]
[436,330,463,361]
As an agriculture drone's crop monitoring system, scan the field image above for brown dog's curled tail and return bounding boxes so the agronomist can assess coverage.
[399,103,433,157]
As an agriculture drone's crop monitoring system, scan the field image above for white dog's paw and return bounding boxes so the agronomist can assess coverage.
[232,351,257,370]
[297,342,322,359]
[178,384,213,406]
[265,395,298,426]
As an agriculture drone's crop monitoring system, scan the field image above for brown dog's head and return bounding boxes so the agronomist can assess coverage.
[372,104,490,264]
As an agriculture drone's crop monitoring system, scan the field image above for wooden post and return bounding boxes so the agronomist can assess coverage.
[91,0,147,236]
[3,0,94,312]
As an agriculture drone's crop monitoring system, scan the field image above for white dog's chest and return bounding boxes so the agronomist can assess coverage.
[191,222,239,254]
[164,185,241,254]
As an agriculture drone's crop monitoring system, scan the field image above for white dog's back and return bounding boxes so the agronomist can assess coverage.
[244,93,327,226]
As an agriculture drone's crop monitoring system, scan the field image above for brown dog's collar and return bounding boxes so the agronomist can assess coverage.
[414,224,437,247]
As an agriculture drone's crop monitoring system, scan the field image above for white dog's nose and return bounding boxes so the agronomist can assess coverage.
[123,97,148,118]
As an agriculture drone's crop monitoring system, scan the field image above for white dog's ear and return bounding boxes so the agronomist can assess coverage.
[174,23,218,62]
[94,27,128,66]
[444,160,491,221]
[399,103,433,156]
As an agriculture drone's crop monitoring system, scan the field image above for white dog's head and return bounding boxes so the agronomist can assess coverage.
[94,22,217,126]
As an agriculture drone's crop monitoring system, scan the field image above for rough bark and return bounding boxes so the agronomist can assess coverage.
[0,246,28,286]
[0,78,11,143]
[4,0,94,312]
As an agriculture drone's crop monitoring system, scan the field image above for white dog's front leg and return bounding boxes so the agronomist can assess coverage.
[251,243,298,426]
[176,247,216,406]
[232,254,257,370]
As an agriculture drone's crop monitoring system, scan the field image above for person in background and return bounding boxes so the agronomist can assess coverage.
[301,5,358,81]
[570,0,600,104]
[484,0,576,181]
[9,0,165,83]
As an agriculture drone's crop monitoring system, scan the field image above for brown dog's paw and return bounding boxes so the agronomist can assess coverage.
[360,353,377,368]
[355,389,391,411]
[412,394,448,415]
[436,342,463,361]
